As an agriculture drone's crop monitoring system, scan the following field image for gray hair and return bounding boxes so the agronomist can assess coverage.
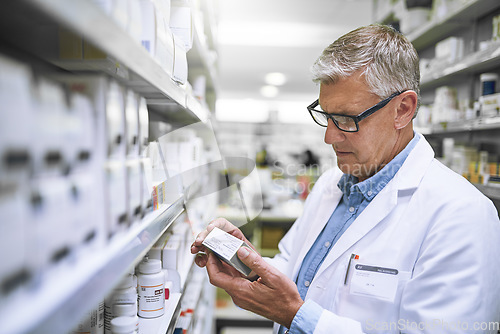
[311,24,420,109]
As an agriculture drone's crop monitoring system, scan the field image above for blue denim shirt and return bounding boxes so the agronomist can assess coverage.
[279,134,419,334]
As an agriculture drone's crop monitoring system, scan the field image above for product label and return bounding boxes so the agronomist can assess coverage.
[202,227,243,260]
[138,283,164,314]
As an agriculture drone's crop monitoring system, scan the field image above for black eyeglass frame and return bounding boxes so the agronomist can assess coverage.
[307,91,406,132]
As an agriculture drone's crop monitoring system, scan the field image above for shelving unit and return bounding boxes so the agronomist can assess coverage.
[373,0,500,212]
[0,197,185,334]
[0,0,219,333]
[407,0,500,50]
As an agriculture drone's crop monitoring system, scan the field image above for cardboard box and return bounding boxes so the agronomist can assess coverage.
[202,227,256,276]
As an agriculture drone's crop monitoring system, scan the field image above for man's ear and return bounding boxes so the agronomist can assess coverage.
[394,91,418,129]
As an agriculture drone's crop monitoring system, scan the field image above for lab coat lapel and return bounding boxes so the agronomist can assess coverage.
[313,132,434,279]
[314,182,399,278]
[292,181,343,279]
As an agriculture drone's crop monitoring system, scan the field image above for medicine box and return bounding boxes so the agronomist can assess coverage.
[435,36,464,63]
[125,90,140,157]
[105,159,128,236]
[140,0,175,74]
[105,82,126,159]
[68,172,105,252]
[0,182,29,296]
[126,159,142,222]
[479,93,500,117]
[31,78,68,174]
[30,176,73,271]
[140,157,153,214]
[68,93,95,170]
[149,232,181,271]
[0,54,34,182]
[138,96,149,154]
[202,227,255,276]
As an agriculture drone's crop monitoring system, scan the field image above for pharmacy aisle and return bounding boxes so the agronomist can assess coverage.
[0,0,219,333]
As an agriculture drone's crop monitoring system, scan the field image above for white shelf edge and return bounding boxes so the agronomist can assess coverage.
[138,293,182,334]
[25,0,187,108]
[424,116,500,134]
[420,43,500,88]
[0,196,185,334]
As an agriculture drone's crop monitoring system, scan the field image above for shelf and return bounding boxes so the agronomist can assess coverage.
[26,0,186,104]
[0,0,213,125]
[420,42,500,90]
[139,293,182,334]
[425,116,500,134]
[0,196,185,334]
[408,0,500,50]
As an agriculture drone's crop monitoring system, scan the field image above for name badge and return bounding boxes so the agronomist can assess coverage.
[349,264,399,302]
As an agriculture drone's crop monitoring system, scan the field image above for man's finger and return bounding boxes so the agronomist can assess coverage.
[206,252,244,289]
[194,253,208,268]
[191,218,236,249]
[237,247,278,284]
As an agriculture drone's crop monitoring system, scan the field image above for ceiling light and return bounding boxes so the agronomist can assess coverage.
[216,99,269,122]
[265,72,287,86]
[260,85,279,98]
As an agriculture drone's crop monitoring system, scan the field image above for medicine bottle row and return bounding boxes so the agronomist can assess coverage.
[71,219,194,334]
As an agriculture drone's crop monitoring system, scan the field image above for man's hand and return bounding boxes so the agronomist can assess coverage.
[206,245,304,328]
[190,217,256,268]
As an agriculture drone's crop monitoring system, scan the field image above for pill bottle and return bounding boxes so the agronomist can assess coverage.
[113,302,139,333]
[104,274,137,333]
[110,316,136,334]
[137,258,165,318]
[480,73,498,95]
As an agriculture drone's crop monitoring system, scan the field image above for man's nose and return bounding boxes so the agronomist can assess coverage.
[324,119,345,144]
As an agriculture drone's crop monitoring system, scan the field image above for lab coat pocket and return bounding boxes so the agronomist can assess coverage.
[335,261,412,333]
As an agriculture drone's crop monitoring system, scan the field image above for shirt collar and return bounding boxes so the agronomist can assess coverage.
[337,133,420,201]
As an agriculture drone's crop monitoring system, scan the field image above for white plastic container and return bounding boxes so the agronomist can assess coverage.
[137,258,165,318]
[104,274,137,334]
[480,73,498,96]
[113,302,139,333]
[110,316,137,334]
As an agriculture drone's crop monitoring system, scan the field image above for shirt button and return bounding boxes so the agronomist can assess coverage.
[367,190,373,196]
[349,206,355,213]
[324,241,331,248]
[304,281,310,287]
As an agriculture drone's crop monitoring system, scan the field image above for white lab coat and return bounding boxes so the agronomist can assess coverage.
[267,133,500,334]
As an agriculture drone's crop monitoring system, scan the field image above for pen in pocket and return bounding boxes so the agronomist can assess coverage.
[344,253,359,285]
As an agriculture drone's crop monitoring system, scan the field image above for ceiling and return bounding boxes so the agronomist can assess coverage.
[214,0,374,121]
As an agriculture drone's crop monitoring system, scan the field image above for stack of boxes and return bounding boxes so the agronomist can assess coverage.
[0,54,157,304]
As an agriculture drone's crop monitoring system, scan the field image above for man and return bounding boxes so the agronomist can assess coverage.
[191,24,500,333]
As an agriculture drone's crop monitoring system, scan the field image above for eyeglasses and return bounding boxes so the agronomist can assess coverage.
[307,91,404,132]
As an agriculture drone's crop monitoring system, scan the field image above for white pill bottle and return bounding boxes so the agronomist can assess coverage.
[113,302,139,333]
[110,316,137,334]
[137,258,165,318]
